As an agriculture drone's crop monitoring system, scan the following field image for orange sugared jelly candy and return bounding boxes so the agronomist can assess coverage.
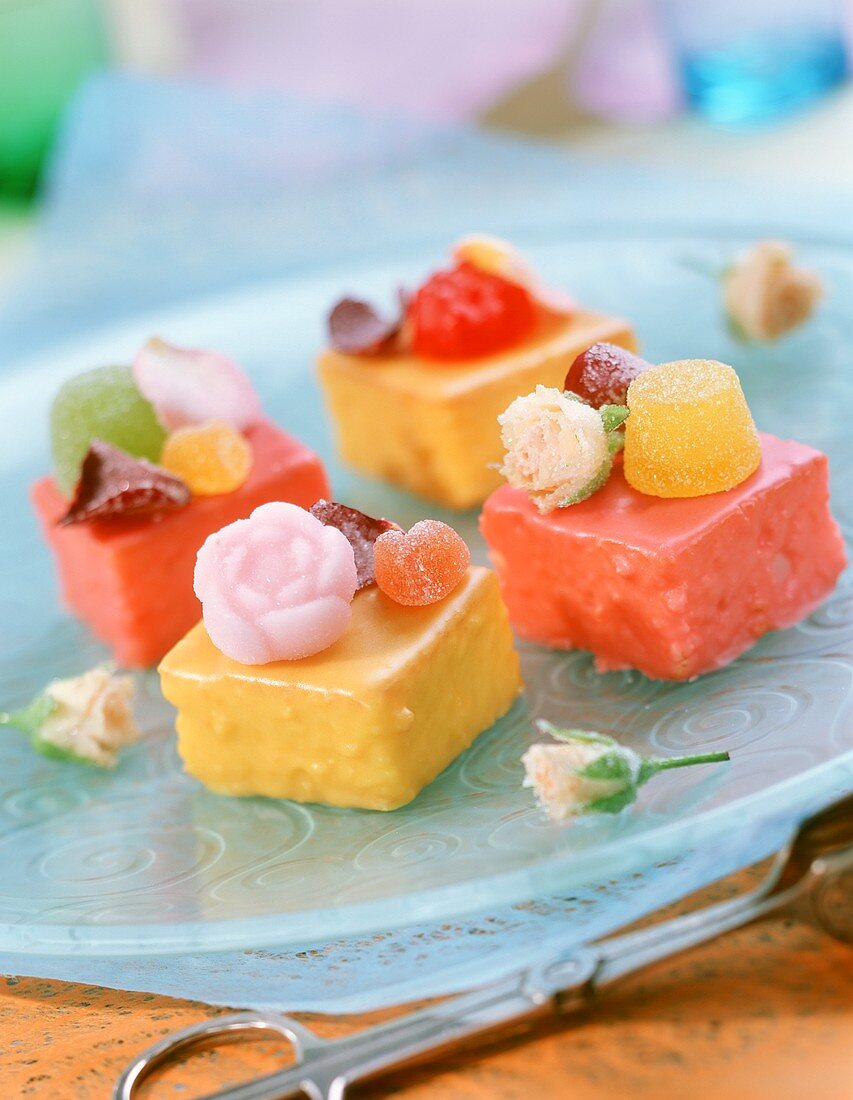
[624,360,761,498]
[374,520,470,606]
[161,420,252,496]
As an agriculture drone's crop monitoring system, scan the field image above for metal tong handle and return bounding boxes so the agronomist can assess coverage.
[114,824,852,1100]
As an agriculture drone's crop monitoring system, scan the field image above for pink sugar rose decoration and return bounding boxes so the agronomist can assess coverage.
[194,502,358,664]
[133,336,263,432]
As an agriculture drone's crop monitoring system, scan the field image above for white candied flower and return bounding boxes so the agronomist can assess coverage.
[523,721,730,825]
[499,385,625,513]
[1,666,140,768]
[522,742,633,822]
[723,240,822,342]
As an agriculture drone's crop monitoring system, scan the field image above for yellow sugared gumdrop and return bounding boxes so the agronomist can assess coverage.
[161,420,252,496]
[623,360,761,498]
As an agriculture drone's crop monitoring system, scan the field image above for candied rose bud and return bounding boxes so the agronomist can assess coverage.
[523,721,730,824]
[723,240,822,341]
[194,502,358,663]
[498,386,625,513]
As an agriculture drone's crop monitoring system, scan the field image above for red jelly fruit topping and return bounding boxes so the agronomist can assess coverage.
[564,343,652,407]
[408,261,536,360]
[373,519,471,606]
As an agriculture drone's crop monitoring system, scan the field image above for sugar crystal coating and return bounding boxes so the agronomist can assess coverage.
[624,359,761,498]
[161,420,252,496]
[563,342,651,407]
[194,502,358,664]
[59,441,190,524]
[373,520,470,606]
[50,366,167,496]
[309,499,400,589]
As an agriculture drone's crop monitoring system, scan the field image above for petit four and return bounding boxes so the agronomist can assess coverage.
[481,358,846,680]
[160,503,520,809]
[318,237,636,509]
[32,340,329,666]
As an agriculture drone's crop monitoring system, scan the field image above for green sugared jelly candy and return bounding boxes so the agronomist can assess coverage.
[50,366,167,495]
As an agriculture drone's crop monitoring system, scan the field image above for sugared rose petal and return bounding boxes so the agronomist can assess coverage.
[133,337,262,432]
[310,499,401,590]
[327,296,405,356]
[453,235,576,315]
[194,502,358,663]
[59,440,190,525]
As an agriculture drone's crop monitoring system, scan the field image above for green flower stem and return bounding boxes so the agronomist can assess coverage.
[0,695,56,738]
[1,708,31,733]
[679,255,725,281]
[651,751,730,770]
[639,751,730,784]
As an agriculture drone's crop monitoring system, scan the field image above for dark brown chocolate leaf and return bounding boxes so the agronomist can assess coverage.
[310,499,401,590]
[327,294,406,356]
[59,440,191,525]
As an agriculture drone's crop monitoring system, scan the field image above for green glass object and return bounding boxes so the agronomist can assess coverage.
[0,0,109,198]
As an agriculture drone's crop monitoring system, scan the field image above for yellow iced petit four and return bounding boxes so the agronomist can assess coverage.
[160,565,520,810]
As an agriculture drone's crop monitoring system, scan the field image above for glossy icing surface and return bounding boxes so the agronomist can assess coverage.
[159,567,521,810]
[318,310,636,509]
[481,434,847,680]
[31,420,329,667]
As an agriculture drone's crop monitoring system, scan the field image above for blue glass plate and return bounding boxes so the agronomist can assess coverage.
[1,231,851,956]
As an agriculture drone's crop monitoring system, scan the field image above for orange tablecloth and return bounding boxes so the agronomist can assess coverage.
[2,866,851,1099]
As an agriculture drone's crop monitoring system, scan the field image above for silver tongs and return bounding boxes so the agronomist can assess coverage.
[114,793,853,1100]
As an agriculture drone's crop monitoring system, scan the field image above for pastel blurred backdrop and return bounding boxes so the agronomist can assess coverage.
[2,0,853,204]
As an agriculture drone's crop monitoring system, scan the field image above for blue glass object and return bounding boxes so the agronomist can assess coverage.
[0,233,851,957]
[681,31,848,125]
[664,0,849,126]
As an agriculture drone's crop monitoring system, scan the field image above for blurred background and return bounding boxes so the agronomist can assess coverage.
[1,0,852,338]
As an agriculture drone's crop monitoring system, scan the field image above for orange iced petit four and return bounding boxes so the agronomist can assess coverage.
[32,340,328,666]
